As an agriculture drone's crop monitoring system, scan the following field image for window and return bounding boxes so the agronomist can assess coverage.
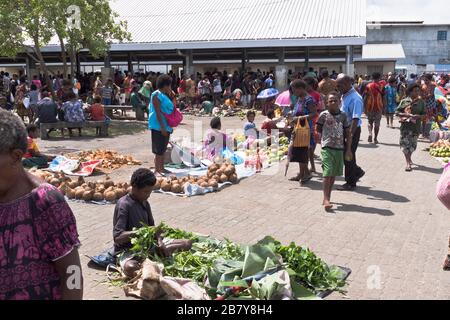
[438,31,448,41]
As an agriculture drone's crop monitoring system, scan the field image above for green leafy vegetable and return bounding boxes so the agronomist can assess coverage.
[270,238,345,293]
[127,226,346,300]
[130,223,199,259]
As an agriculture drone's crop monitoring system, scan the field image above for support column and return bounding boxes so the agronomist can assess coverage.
[184,50,194,77]
[241,49,248,74]
[25,56,31,79]
[102,50,113,82]
[345,45,355,76]
[75,52,81,76]
[127,52,133,74]
[304,47,310,71]
[276,48,288,92]
[26,56,38,80]
[104,50,111,68]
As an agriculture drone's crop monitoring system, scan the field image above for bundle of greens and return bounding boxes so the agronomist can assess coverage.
[164,238,244,284]
[275,242,345,293]
[128,225,346,300]
[130,223,199,259]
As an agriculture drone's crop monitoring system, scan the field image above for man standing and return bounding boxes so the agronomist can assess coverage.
[364,72,385,144]
[318,70,337,96]
[102,78,115,106]
[3,72,11,97]
[265,74,274,88]
[305,67,317,79]
[241,74,253,107]
[212,74,223,107]
[337,74,365,191]
[185,75,197,108]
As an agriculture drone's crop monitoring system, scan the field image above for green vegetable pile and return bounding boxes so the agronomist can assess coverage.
[128,224,347,299]
[272,239,346,293]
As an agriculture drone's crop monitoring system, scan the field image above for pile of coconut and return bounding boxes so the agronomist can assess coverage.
[155,163,238,194]
[30,169,130,203]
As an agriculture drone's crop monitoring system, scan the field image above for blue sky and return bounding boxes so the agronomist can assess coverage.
[367,0,449,24]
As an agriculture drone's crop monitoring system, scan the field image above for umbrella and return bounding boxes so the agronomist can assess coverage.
[275,90,292,107]
[257,88,279,100]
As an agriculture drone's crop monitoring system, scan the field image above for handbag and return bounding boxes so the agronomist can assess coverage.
[162,92,183,127]
[292,117,310,148]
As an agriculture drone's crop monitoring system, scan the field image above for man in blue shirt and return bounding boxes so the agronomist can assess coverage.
[336,74,365,191]
[265,74,274,88]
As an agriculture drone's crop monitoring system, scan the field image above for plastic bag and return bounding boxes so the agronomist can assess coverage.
[437,163,450,210]
[222,148,244,165]
[48,156,80,174]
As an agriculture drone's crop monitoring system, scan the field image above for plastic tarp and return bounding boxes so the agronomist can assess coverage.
[47,155,102,177]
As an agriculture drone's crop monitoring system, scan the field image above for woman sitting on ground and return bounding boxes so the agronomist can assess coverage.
[0,109,83,300]
[22,124,55,168]
[203,117,234,161]
[223,90,243,116]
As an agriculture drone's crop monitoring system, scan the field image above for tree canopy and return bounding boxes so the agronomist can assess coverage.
[0,0,131,78]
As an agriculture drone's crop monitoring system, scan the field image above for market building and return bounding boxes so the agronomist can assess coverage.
[367,21,450,74]
[0,0,369,92]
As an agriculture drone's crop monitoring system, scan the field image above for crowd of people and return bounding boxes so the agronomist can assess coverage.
[1,64,450,300]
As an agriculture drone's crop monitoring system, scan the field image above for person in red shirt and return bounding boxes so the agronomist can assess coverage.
[364,72,385,144]
[87,96,108,120]
[86,96,110,135]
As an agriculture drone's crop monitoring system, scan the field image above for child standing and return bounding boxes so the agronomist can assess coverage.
[384,77,398,128]
[244,110,258,139]
[317,92,353,211]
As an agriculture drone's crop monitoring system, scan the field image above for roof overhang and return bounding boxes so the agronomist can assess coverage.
[39,37,366,53]
[356,44,405,62]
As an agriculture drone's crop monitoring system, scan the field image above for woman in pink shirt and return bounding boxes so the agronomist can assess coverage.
[0,110,83,300]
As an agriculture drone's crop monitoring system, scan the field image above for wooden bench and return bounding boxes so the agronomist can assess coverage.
[40,121,109,140]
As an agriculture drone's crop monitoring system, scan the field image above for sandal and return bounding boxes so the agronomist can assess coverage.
[405,167,412,172]
[301,175,313,184]
[289,175,301,182]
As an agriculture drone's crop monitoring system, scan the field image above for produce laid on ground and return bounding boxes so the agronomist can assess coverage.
[30,169,130,203]
[154,162,238,195]
[69,150,142,171]
[244,144,289,168]
[430,139,450,163]
[120,223,347,300]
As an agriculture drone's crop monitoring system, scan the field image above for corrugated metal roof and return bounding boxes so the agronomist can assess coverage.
[361,44,406,61]
[110,0,366,43]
